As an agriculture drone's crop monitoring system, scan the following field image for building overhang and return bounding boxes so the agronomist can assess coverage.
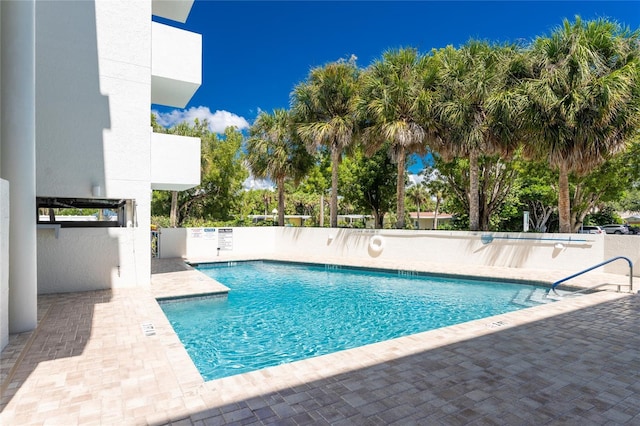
[151,22,202,108]
[151,132,201,191]
[152,0,195,23]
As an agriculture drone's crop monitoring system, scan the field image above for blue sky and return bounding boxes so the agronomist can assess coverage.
[152,1,640,179]
[153,1,640,130]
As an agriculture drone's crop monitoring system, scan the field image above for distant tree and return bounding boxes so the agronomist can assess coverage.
[513,159,558,232]
[435,154,518,231]
[294,156,332,226]
[339,143,397,229]
[612,138,640,212]
[292,57,360,228]
[246,109,314,226]
[240,189,275,217]
[151,113,165,132]
[521,17,640,232]
[586,206,619,226]
[569,149,637,229]
[285,184,319,219]
[424,169,447,230]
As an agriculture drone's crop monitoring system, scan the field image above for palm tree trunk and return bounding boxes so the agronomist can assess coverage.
[330,145,340,228]
[277,177,285,227]
[170,191,178,228]
[263,192,269,215]
[433,196,440,230]
[469,151,480,231]
[396,149,406,229]
[416,204,420,230]
[558,162,571,233]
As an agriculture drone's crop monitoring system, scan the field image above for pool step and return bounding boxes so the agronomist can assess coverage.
[511,288,558,307]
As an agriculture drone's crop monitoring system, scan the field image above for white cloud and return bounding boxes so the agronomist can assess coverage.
[407,174,424,187]
[153,106,250,133]
[407,169,440,188]
[243,175,274,191]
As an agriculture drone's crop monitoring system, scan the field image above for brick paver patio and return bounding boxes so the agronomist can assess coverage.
[1,258,638,425]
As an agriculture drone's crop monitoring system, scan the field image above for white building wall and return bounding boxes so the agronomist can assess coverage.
[1,0,38,333]
[35,0,152,292]
[0,4,5,351]
[35,0,111,197]
[0,179,9,350]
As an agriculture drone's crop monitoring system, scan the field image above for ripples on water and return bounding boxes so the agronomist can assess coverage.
[160,261,549,381]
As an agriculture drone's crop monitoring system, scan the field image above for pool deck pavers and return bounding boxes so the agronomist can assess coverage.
[1,256,638,425]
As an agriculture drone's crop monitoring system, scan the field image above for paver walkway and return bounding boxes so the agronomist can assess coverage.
[1,258,638,425]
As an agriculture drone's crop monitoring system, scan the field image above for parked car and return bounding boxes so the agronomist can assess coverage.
[578,225,603,234]
[624,224,640,235]
[601,224,629,235]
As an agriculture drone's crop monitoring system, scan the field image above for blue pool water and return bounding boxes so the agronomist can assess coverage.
[160,261,552,381]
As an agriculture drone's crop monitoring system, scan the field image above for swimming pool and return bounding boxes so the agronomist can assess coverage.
[159,261,554,381]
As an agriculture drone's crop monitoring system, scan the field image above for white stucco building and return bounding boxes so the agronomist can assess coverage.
[0,0,202,350]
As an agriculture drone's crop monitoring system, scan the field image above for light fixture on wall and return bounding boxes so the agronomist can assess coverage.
[554,242,565,249]
[480,234,494,245]
[92,185,101,197]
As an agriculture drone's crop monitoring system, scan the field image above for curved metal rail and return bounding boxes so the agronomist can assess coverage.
[551,256,634,295]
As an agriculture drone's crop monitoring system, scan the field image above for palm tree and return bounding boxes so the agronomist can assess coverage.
[406,184,429,229]
[291,58,360,228]
[425,168,447,230]
[246,109,313,226]
[522,17,640,233]
[261,189,273,215]
[357,48,439,229]
[434,41,525,231]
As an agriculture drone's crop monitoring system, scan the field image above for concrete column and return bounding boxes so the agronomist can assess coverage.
[0,0,37,333]
[1,180,9,350]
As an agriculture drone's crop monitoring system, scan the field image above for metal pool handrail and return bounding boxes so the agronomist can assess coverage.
[551,256,634,295]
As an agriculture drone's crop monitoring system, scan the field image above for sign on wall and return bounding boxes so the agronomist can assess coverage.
[218,228,233,250]
[203,228,217,240]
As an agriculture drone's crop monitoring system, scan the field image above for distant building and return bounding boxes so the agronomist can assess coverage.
[408,212,453,230]
[0,0,202,349]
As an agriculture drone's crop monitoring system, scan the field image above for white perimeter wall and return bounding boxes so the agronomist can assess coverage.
[604,235,640,275]
[0,179,9,350]
[35,1,151,293]
[159,227,639,279]
[158,227,277,259]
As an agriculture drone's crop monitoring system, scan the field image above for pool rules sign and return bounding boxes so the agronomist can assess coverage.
[218,228,233,251]
[191,228,233,253]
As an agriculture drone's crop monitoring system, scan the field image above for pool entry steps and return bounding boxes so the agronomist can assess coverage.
[552,256,634,295]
